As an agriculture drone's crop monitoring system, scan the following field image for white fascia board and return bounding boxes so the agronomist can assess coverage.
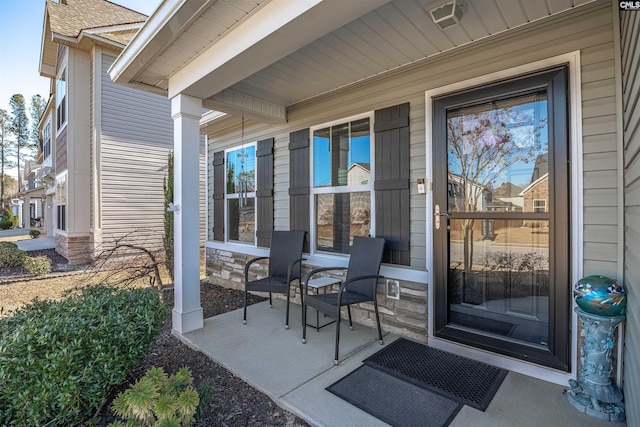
[37,99,54,130]
[169,0,390,100]
[39,64,56,79]
[39,10,52,77]
[51,33,80,46]
[109,0,200,84]
[78,32,126,50]
[85,23,143,34]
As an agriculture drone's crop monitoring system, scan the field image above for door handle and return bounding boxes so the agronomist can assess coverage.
[434,204,449,230]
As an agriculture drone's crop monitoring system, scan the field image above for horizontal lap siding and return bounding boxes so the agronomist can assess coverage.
[55,47,69,171]
[207,1,617,275]
[100,53,174,250]
[622,9,640,427]
[207,136,214,241]
[90,52,94,229]
[581,33,619,276]
[56,126,68,171]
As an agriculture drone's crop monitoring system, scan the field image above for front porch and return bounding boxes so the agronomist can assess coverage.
[176,297,625,427]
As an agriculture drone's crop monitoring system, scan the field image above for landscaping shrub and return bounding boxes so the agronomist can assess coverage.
[0,210,16,230]
[0,286,166,426]
[0,241,18,249]
[0,242,26,268]
[0,217,10,230]
[29,228,41,239]
[163,151,174,280]
[22,255,52,275]
[110,366,200,426]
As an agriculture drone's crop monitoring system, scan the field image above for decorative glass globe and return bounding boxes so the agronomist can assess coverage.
[573,275,626,317]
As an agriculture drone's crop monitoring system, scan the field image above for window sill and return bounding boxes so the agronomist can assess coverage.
[55,121,67,138]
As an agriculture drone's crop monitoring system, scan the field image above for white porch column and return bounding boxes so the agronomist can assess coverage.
[171,93,203,334]
[22,196,31,228]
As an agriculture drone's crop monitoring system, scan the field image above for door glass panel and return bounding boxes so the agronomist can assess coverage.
[447,92,548,214]
[434,66,569,370]
[448,220,550,347]
[446,91,552,349]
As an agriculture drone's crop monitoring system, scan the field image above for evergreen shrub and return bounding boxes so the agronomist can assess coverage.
[110,366,200,426]
[0,286,166,426]
[22,255,52,275]
[0,242,26,268]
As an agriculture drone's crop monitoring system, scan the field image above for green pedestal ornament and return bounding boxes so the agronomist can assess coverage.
[567,275,626,422]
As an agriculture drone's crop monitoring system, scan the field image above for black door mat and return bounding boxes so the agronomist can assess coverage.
[327,365,462,427]
[363,338,508,411]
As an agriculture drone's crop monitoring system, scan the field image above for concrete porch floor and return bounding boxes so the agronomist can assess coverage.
[177,299,627,427]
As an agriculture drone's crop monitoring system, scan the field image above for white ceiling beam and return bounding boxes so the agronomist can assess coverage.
[169,0,390,100]
[202,89,285,124]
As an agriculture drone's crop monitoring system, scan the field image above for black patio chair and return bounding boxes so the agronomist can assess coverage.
[243,230,305,329]
[302,236,385,365]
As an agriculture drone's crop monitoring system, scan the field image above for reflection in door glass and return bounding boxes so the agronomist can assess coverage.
[448,220,550,347]
[447,93,549,214]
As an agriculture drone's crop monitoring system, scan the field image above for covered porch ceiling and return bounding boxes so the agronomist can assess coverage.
[111,0,597,124]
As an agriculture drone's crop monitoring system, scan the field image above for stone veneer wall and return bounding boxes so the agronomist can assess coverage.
[206,247,428,341]
[55,233,93,264]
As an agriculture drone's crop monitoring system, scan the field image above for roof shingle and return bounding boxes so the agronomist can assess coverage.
[46,0,147,38]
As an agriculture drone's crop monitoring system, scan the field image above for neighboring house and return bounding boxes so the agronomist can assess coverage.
[491,181,524,210]
[520,173,550,214]
[19,160,45,228]
[34,0,203,263]
[347,162,370,186]
[111,1,639,424]
[518,173,550,229]
[446,172,489,212]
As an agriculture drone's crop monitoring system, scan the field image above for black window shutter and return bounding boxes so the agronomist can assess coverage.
[256,137,274,248]
[289,128,310,252]
[212,150,225,241]
[374,103,410,265]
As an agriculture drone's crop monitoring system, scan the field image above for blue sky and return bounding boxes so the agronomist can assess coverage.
[0,0,161,175]
[313,134,370,187]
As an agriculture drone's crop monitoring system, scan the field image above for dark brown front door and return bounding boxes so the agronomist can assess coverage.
[432,67,570,371]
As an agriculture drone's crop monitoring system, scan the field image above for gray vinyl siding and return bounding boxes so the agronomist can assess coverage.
[581,34,620,278]
[207,1,618,276]
[89,50,94,229]
[55,125,67,171]
[621,9,639,427]
[55,45,68,172]
[207,136,214,241]
[199,143,206,247]
[99,52,178,249]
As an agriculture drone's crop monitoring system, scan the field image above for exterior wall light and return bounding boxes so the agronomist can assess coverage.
[429,0,463,29]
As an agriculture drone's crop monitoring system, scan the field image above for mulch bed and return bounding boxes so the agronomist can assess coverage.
[95,282,310,426]
[0,248,74,277]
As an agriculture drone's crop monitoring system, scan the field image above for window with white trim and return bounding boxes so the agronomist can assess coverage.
[225,143,256,244]
[533,199,547,213]
[56,68,67,131]
[311,115,373,254]
[56,172,67,231]
[43,115,52,167]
